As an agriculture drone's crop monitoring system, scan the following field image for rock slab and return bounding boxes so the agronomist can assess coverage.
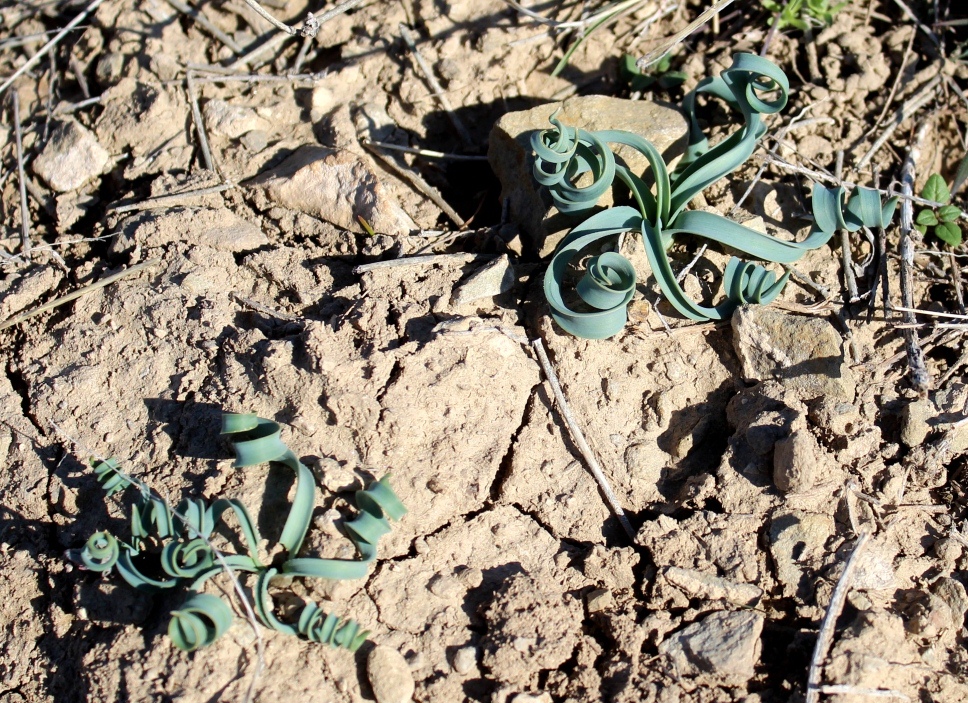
[731,306,855,400]
[489,96,688,256]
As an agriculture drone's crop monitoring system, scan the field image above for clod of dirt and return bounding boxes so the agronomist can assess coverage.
[658,610,763,685]
[662,566,763,607]
[249,145,417,235]
[769,510,834,600]
[367,645,415,703]
[32,118,110,193]
[900,397,934,447]
[731,306,855,400]
[110,207,268,254]
[451,254,515,306]
[773,430,824,493]
[451,645,478,675]
[480,572,583,687]
[0,265,63,320]
[489,96,688,256]
[203,98,272,140]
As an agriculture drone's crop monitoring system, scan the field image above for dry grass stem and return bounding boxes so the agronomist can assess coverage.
[353,252,490,274]
[636,0,736,69]
[856,74,941,171]
[361,140,466,227]
[0,258,162,333]
[805,529,872,703]
[898,121,933,394]
[166,0,244,53]
[531,338,636,541]
[362,138,488,161]
[0,0,107,98]
[11,91,31,258]
[817,685,910,700]
[108,182,236,214]
[186,71,217,176]
[399,23,472,148]
[891,0,941,47]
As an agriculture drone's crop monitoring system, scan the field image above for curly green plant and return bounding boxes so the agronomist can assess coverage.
[532,52,897,339]
[71,413,406,652]
[915,173,963,247]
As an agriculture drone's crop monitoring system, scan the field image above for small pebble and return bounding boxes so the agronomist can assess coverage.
[452,645,477,674]
[367,645,415,703]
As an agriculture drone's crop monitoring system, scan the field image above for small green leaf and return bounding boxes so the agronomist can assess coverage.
[922,173,951,204]
[915,223,928,235]
[938,205,962,224]
[916,209,939,227]
[936,222,963,247]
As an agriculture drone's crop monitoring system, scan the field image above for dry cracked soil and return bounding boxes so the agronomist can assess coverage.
[1,1,968,702]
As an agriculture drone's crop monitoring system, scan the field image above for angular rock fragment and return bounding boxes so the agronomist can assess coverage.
[489,96,688,256]
[773,430,822,493]
[659,610,763,684]
[203,99,271,139]
[250,145,416,235]
[451,255,515,306]
[731,306,855,400]
[33,119,110,192]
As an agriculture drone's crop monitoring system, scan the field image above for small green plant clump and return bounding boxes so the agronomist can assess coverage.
[70,413,406,652]
[532,52,897,339]
[761,0,846,30]
[619,53,686,92]
[916,173,964,247]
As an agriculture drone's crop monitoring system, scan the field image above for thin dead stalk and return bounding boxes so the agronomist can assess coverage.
[805,529,872,703]
[108,183,236,214]
[361,140,466,228]
[0,259,162,333]
[185,71,217,176]
[166,0,244,53]
[399,24,472,148]
[0,0,107,98]
[353,252,489,274]
[898,121,933,395]
[636,0,735,69]
[531,338,636,541]
[228,0,366,69]
[11,92,31,257]
[856,75,941,171]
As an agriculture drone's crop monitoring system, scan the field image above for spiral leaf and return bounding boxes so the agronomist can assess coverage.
[169,593,234,652]
[79,531,120,571]
[72,412,405,652]
[532,53,894,338]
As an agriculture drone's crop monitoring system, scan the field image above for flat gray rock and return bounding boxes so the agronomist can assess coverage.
[452,255,515,306]
[659,610,763,684]
[33,118,110,193]
[731,306,855,401]
[489,96,687,256]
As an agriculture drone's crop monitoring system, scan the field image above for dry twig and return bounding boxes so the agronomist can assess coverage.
[0,0,107,98]
[805,529,872,703]
[531,338,636,541]
[898,121,933,395]
[11,91,31,258]
[0,259,162,333]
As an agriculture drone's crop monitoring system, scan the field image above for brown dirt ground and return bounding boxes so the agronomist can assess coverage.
[1,1,968,702]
